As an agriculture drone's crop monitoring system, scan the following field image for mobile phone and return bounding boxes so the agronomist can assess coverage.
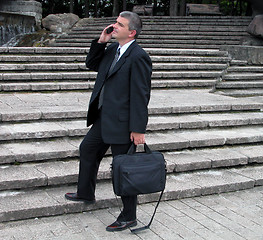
[106,26,114,34]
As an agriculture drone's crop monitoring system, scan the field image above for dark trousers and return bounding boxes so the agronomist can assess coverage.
[77,116,137,221]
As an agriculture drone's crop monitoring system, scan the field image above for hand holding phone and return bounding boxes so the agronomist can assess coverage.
[106,26,114,34]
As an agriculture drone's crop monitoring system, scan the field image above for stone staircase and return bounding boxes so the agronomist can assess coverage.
[0,47,230,91]
[52,16,252,49]
[215,60,263,97]
[1,15,263,224]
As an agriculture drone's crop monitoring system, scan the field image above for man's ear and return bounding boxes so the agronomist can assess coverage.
[129,30,137,38]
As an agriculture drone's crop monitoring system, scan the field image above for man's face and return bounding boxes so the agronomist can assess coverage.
[112,16,133,41]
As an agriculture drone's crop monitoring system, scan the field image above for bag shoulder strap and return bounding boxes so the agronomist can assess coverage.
[130,190,164,233]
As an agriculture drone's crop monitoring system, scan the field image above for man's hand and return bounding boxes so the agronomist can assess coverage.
[130,132,145,145]
[98,24,114,44]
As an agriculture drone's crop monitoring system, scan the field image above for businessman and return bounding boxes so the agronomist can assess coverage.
[65,11,152,232]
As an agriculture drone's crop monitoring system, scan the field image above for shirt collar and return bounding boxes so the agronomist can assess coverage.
[117,39,135,60]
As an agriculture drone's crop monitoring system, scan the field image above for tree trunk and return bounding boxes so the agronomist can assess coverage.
[112,0,119,16]
[170,0,178,16]
[123,0,127,11]
[179,0,186,16]
[94,0,98,17]
[70,0,74,13]
[84,0,89,18]
[153,0,157,15]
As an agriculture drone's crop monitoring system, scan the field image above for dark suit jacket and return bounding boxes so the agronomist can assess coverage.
[86,39,152,144]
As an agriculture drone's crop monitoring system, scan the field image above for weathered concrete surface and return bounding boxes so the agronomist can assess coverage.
[220,45,263,65]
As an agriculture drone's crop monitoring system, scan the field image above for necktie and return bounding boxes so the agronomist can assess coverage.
[98,48,120,109]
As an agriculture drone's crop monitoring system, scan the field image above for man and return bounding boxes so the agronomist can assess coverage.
[65,11,152,232]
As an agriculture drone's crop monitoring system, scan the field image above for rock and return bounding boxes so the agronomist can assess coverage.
[42,13,79,33]
[248,14,263,39]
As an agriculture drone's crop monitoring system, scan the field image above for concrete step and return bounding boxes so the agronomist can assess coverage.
[216,81,263,89]
[0,163,261,223]
[0,63,227,72]
[53,40,240,47]
[65,33,248,40]
[2,125,263,165]
[217,89,263,97]
[75,21,250,28]
[0,71,222,82]
[0,55,230,63]
[71,26,248,32]
[227,66,263,73]
[0,47,228,57]
[224,73,263,81]
[1,112,263,142]
[1,89,262,122]
[230,60,248,66]
[76,15,251,24]
[56,35,244,43]
[0,79,218,92]
[51,42,228,49]
[1,144,263,192]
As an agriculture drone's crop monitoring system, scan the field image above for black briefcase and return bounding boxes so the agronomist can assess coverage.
[112,143,166,196]
[111,143,166,233]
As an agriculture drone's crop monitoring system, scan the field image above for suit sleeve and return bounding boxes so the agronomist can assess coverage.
[129,52,152,133]
[86,39,107,72]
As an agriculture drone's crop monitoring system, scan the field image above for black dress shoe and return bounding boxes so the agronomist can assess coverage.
[65,193,95,203]
[106,220,137,232]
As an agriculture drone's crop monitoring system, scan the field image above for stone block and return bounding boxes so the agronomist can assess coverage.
[238,145,263,163]
[0,109,42,122]
[0,165,47,191]
[164,151,211,172]
[58,120,88,137]
[30,83,60,91]
[0,64,25,71]
[172,105,200,114]
[248,15,263,38]
[8,47,35,53]
[2,83,31,92]
[3,140,78,163]
[207,114,250,127]
[60,82,90,90]
[0,190,62,222]
[30,73,62,80]
[200,104,231,112]
[231,103,262,111]
[161,174,202,201]
[61,72,96,80]
[3,73,31,80]
[199,148,248,168]
[7,121,67,140]
[35,161,79,186]
[147,116,180,131]
[0,146,16,164]
[183,169,255,196]
[223,127,263,145]
[177,130,225,148]
[147,132,190,151]
[41,107,87,120]
[231,165,263,186]
[0,125,13,141]
[42,13,79,33]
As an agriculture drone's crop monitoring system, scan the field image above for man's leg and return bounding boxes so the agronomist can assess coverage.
[111,144,137,221]
[77,117,110,200]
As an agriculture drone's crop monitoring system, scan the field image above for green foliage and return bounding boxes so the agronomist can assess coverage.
[36,0,252,18]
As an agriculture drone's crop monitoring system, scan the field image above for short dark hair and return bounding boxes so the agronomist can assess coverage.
[119,11,142,38]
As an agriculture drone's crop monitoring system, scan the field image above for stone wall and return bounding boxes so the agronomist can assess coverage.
[0,0,42,27]
[0,12,35,46]
[220,45,263,65]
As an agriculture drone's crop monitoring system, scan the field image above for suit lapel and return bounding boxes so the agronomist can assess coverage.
[107,41,137,79]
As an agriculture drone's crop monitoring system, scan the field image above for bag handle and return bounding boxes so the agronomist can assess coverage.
[127,143,152,155]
